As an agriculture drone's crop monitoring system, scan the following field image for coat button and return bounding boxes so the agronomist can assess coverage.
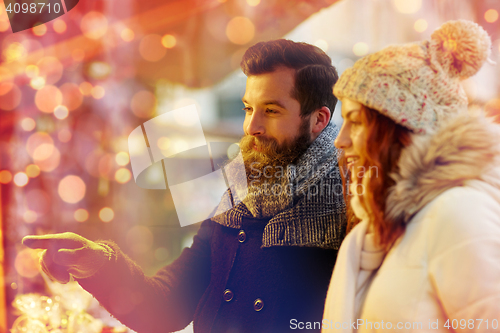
[237,230,246,243]
[253,298,264,311]
[223,289,234,302]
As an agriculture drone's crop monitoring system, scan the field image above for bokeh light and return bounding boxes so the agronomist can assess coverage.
[246,0,260,6]
[81,11,108,39]
[74,208,89,222]
[226,17,255,45]
[32,24,47,36]
[26,164,41,178]
[2,42,27,62]
[26,132,53,158]
[79,81,93,95]
[25,65,39,78]
[353,42,369,56]
[30,77,45,90]
[37,57,63,84]
[14,248,41,278]
[53,19,67,34]
[0,82,22,111]
[35,85,63,113]
[414,19,428,32]
[161,34,176,48]
[60,82,83,111]
[0,170,12,184]
[393,0,421,14]
[88,61,112,80]
[115,152,130,166]
[485,9,499,23]
[126,225,153,254]
[34,146,60,172]
[23,210,38,223]
[131,90,156,118]
[139,34,166,62]
[121,28,135,42]
[72,49,85,62]
[115,168,131,184]
[13,172,29,187]
[53,105,69,119]
[91,85,105,99]
[157,137,170,151]
[99,207,114,222]
[58,128,72,142]
[58,175,86,203]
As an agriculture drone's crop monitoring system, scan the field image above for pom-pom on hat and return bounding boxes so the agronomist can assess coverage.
[334,20,491,134]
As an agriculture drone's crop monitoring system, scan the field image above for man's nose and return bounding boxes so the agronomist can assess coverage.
[246,111,265,136]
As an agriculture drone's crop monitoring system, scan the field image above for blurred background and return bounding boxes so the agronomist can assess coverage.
[0,0,499,331]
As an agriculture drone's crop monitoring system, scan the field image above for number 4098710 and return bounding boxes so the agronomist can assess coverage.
[5,2,62,14]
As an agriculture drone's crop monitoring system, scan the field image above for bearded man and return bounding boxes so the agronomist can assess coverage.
[23,40,347,333]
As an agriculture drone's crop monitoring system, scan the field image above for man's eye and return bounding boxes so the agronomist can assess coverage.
[243,107,252,113]
[266,108,277,114]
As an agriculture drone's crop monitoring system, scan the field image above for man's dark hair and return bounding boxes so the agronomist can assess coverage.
[240,39,339,120]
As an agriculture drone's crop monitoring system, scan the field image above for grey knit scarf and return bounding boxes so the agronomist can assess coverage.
[212,123,347,249]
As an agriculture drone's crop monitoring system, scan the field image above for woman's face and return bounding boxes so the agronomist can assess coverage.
[334,98,368,172]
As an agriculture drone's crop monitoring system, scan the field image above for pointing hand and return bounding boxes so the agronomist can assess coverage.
[22,232,114,284]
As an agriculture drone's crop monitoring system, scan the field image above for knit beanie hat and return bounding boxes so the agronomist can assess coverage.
[334,20,491,134]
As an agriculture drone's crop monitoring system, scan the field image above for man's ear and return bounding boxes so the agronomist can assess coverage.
[310,106,331,135]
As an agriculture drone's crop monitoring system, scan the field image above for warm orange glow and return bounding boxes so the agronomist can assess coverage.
[30,77,45,90]
[53,19,67,34]
[99,207,114,222]
[26,132,53,158]
[131,90,156,118]
[26,164,41,178]
[126,225,153,254]
[74,208,89,222]
[25,65,39,78]
[23,210,38,223]
[485,9,499,23]
[72,49,85,62]
[79,81,93,95]
[58,128,72,142]
[98,153,115,179]
[0,18,9,33]
[33,143,54,160]
[35,146,60,172]
[32,24,47,36]
[0,170,12,184]
[414,19,428,32]
[393,0,421,14]
[121,28,135,42]
[13,172,29,187]
[226,17,255,45]
[14,249,41,278]
[246,0,260,6]
[0,82,22,111]
[485,98,500,122]
[60,82,83,111]
[53,105,69,119]
[353,42,369,56]
[161,34,176,48]
[91,85,105,99]
[115,168,132,184]
[37,57,63,84]
[58,175,86,203]
[35,85,63,113]
[81,11,108,39]
[115,152,130,166]
[140,34,167,62]
[3,42,26,62]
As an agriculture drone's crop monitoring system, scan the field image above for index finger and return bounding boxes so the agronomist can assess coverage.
[22,233,83,250]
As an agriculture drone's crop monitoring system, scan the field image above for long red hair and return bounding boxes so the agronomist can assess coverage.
[341,106,412,249]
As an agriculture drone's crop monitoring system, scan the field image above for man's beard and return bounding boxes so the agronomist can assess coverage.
[239,118,313,188]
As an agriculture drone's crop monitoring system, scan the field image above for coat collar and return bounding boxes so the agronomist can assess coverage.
[386,113,500,224]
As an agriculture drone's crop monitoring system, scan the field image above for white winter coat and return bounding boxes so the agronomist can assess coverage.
[323,114,500,332]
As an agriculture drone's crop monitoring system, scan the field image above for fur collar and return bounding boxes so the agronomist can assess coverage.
[386,113,500,224]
